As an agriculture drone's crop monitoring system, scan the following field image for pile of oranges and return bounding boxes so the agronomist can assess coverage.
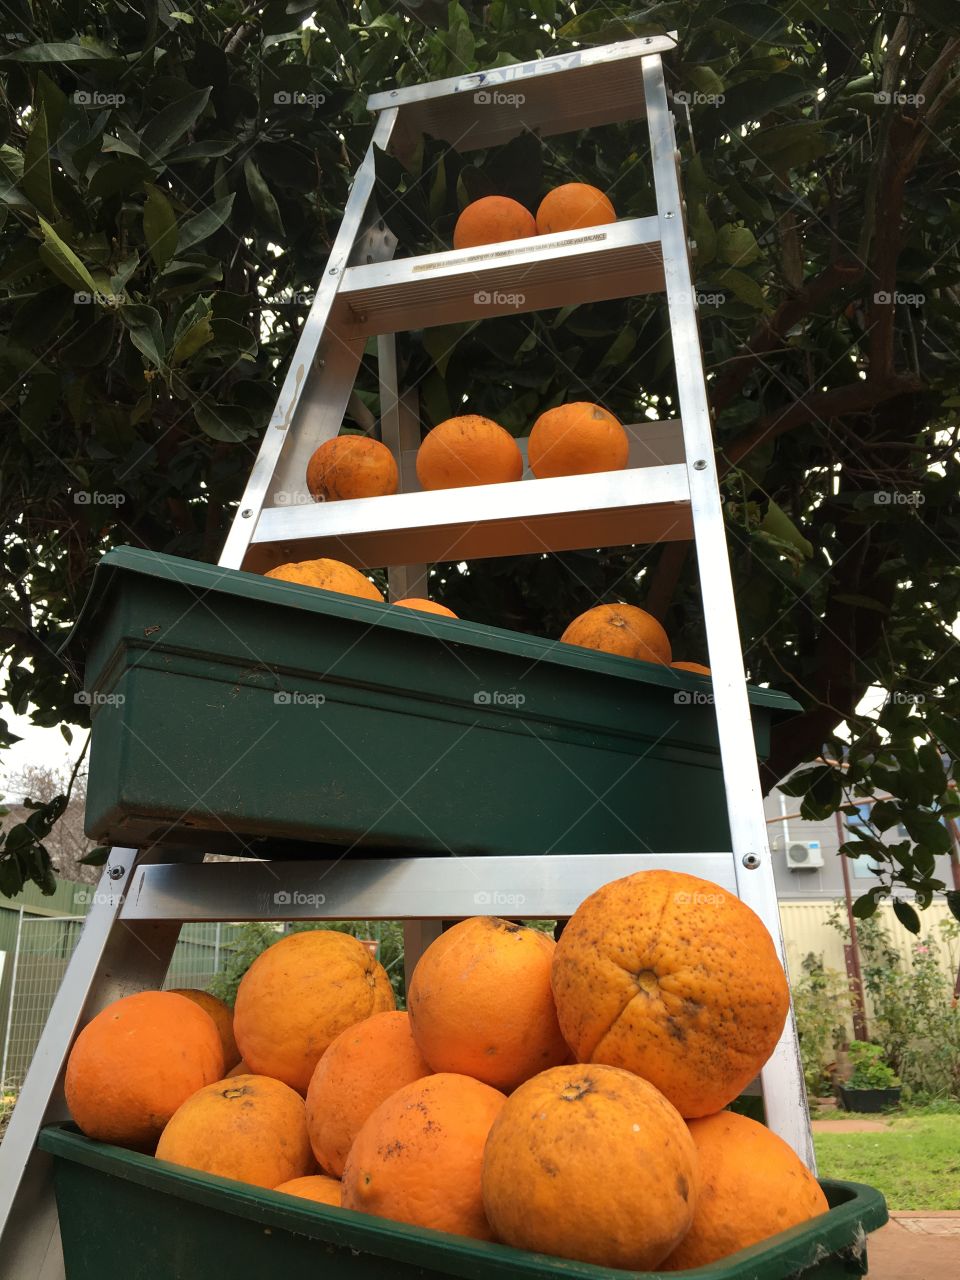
[64,870,827,1271]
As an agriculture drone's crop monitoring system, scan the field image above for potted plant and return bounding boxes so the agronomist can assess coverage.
[838,1041,902,1113]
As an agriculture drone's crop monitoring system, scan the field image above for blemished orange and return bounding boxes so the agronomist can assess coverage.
[482,1064,697,1270]
[453,196,536,250]
[662,1111,828,1269]
[305,1010,432,1177]
[561,603,671,664]
[156,1074,312,1189]
[672,660,711,675]
[168,988,241,1072]
[536,183,616,235]
[342,1073,506,1239]
[265,558,383,603]
[392,598,458,619]
[234,931,396,1095]
[407,917,570,1092]
[416,415,523,491]
[528,402,629,478]
[306,437,398,501]
[64,991,224,1149]
[274,1174,343,1206]
[551,870,790,1117]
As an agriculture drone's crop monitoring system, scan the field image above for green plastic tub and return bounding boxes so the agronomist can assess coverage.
[62,547,799,856]
[40,1125,886,1280]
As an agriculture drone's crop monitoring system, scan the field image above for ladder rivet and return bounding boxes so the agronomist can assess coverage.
[742,854,761,869]
[664,211,675,219]
[329,267,338,275]
[241,508,253,518]
[693,458,707,471]
[108,865,125,881]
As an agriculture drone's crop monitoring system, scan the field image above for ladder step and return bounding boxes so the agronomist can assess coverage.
[333,217,665,337]
[246,461,691,572]
[118,853,738,922]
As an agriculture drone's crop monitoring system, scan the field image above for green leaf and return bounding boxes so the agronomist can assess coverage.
[244,158,284,236]
[947,890,960,923]
[140,86,211,160]
[712,267,766,309]
[761,499,813,558]
[166,140,236,163]
[176,193,235,254]
[717,224,762,267]
[689,203,717,266]
[120,303,165,368]
[1,42,121,64]
[892,899,921,934]
[143,183,178,269]
[22,106,56,217]
[852,893,881,920]
[79,845,110,866]
[36,217,98,293]
[194,401,258,441]
[715,4,790,42]
[171,315,214,363]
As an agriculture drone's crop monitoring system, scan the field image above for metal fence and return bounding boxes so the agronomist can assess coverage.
[0,915,246,1093]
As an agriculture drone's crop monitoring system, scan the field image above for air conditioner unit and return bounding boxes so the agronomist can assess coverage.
[786,840,824,870]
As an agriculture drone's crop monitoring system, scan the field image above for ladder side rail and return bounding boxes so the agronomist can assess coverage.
[641,53,814,1169]
[0,848,191,1278]
[220,108,399,571]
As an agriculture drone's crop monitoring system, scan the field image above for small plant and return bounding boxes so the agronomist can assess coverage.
[792,953,852,1095]
[847,1041,901,1090]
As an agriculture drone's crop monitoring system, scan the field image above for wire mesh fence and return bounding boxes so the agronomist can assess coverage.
[0,916,247,1095]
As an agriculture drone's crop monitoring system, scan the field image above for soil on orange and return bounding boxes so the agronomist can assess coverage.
[416,415,523,491]
[392,598,458,618]
[453,196,536,250]
[64,991,224,1149]
[168,989,241,1072]
[528,402,629,478]
[482,1063,697,1270]
[265,558,383,603]
[306,436,398,501]
[551,869,790,1117]
[561,603,672,664]
[408,916,570,1092]
[156,1074,313,1189]
[536,183,616,235]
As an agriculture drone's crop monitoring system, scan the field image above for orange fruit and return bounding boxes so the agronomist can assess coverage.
[156,1074,313,1188]
[561,603,671,664]
[168,988,241,1071]
[342,1073,506,1239]
[265,557,383,603]
[672,660,711,675]
[482,1064,697,1269]
[551,870,790,1117]
[408,917,570,1092]
[528,402,629,478]
[416,415,523,490]
[662,1111,828,1269]
[536,183,616,235]
[305,1010,432,1177]
[274,1174,342,1206]
[392,597,458,618]
[234,930,395,1095]
[453,196,536,250]
[306,437,398,501]
[64,991,224,1149]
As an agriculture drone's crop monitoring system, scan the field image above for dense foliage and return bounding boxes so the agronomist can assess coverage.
[2,2,960,916]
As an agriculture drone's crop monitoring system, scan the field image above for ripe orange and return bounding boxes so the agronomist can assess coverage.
[64,991,224,1149]
[453,196,536,250]
[482,1064,697,1270]
[156,1074,313,1189]
[551,870,790,1117]
[528,402,629,478]
[305,1010,432,1177]
[407,916,570,1092]
[662,1112,828,1269]
[392,597,458,618]
[672,660,711,675]
[342,1073,506,1239]
[265,558,383,603]
[536,183,616,235]
[561,603,671,664]
[274,1174,343,1206]
[233,930,395,1095]
[416,415,523,490]
[168,988,240,1072]
[306,436,398,501]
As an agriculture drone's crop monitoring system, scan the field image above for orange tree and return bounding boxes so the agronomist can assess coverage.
[1,1,959,924]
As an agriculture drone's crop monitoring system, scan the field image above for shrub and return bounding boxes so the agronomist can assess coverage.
[846,1040,900,1090]
[791,953,852,1095]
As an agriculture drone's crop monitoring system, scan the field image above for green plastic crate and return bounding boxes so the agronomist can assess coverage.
[62,548,799,857]
[39,1125,886,1280]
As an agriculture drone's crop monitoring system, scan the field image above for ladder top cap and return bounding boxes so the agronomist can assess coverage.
[366,33,679,114]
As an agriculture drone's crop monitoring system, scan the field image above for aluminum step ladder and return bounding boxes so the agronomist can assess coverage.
[0,35,814,1279]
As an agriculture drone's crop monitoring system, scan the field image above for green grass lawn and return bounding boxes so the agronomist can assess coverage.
[814,1115,960,1210]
